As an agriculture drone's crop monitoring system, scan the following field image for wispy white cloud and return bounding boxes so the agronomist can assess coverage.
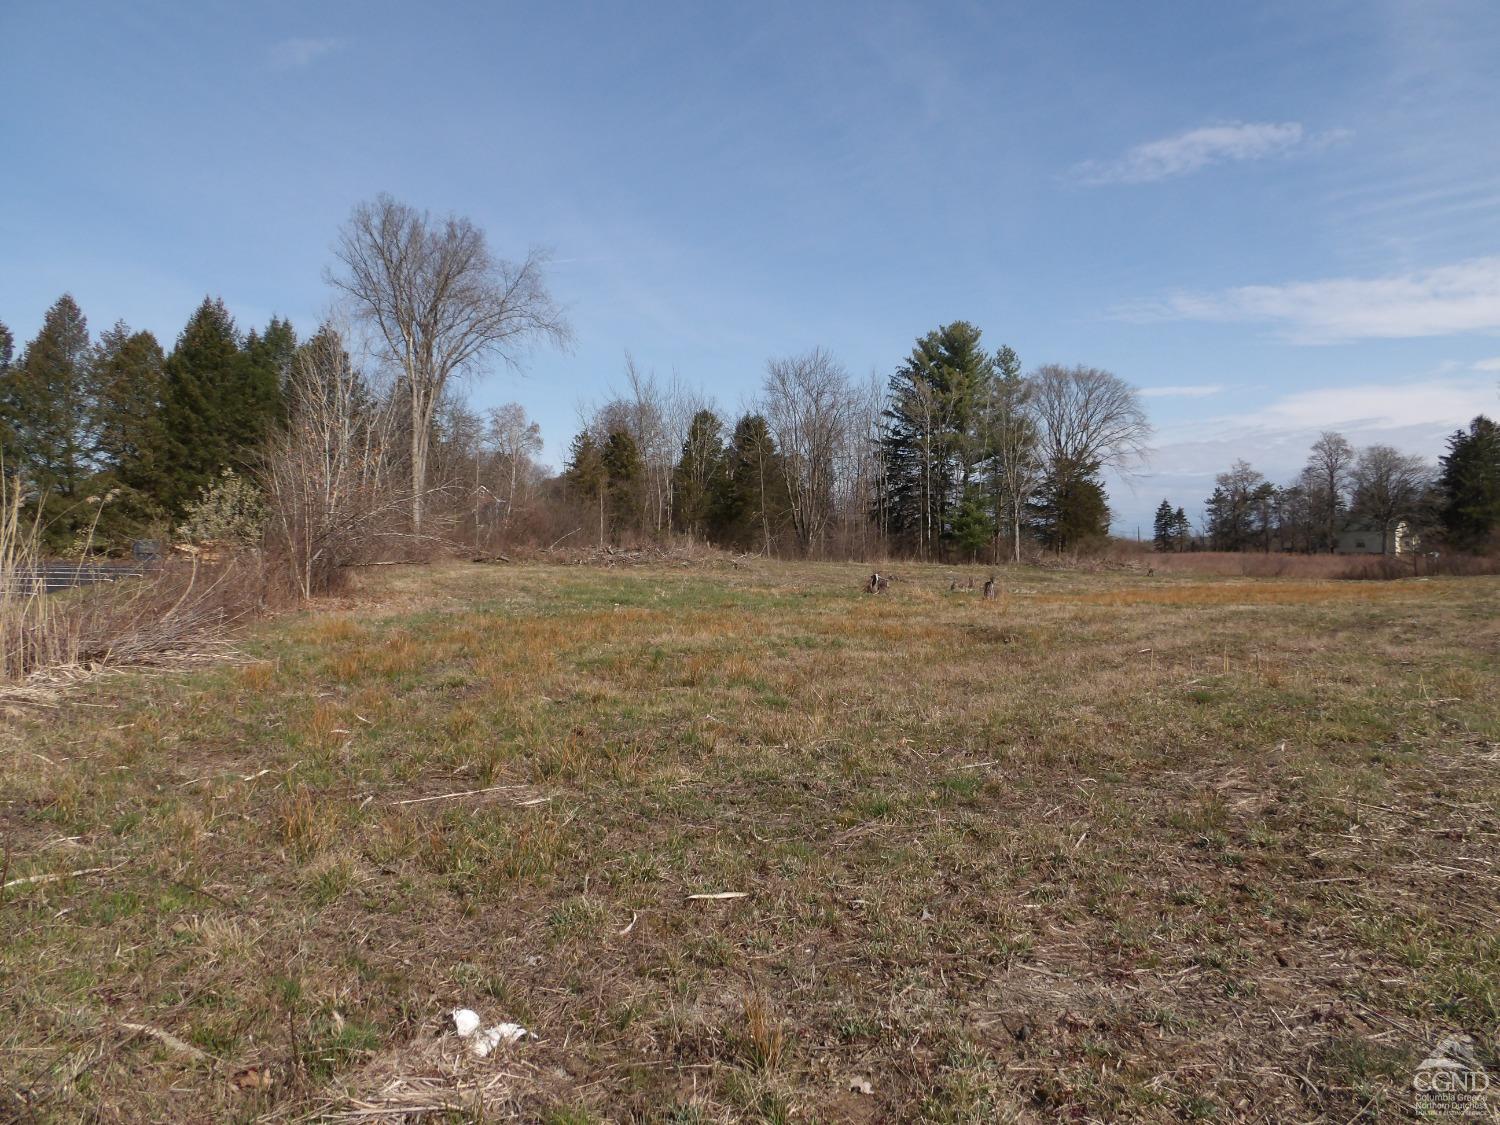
[1073,122,1348,186]
[1236,376,1496,433]
[1473,356,1500,372]
[1139,384,1226,399]
[1120,256,1500,343]
[269,37,344,70]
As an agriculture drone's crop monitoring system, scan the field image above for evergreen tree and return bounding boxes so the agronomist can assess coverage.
[0,320,14,456]
[3,296,95,516]
[882,321,994,557]
[93,323,168,494]
[709,413,787,553]
[672,409,725,541]
[1029,456,1109,550]
[602,429,644,540]
[160,298,253,513]
[242,316,295,427]
[1438,416,1500,551]
[950,484,995,561]
[564,430,607,546]
[1152,499,1176,551]
[1173,506,1191,550]
[89,323,170,538]
[1204,461,1268,551]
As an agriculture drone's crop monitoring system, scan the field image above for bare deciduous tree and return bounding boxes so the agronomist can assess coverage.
[763,347,857,556]
[1352,444,1431,551]
[329,195,569,532]
[1305,431,1355,552]
[261,323,405,598]
[983,355,1043,563]
[485,403,542,536]
[1029,364,1151,475]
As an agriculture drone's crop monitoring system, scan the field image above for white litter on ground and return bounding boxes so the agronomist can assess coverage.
[450,1008,532,1058]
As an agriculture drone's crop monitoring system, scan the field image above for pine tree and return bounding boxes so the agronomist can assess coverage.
[1204,461,1268,551]
[160,298,247,513]
[1438,416,1500,551]
[1152,499,1176,551]
[950,484,995,561]
[1172,506,1191,550]
[564,430,607,546]
[709,414,787,553]
[602,429,644,540]
[89,323,170,538]
[3,295,95,511]
[243,316,295,427]
[93,323,168,492]
[0,320,14,456]
[1029,456,1109,551]
[672,409,724,541]
[882,322,994,557]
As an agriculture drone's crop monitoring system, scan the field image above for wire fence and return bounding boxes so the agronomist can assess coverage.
[0,562,158,594]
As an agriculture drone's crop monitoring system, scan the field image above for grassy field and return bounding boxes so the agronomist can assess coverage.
[1,560,1497,1122]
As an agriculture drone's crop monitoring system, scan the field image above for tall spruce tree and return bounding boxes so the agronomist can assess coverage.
[672,409,725,541]
[4,295,95,509]
[93,322,168,499]
[1152,499,1176,551]
[1438,415,1500,551]
[1029,456,1109,550]
[564,430,607,546]
[882,321,993,558]
[602,429,645,540]
[162,299,239,512]
[160,299,283,513]
[243,316,295,425]
[709,413,787,553]
[0,320,14,456]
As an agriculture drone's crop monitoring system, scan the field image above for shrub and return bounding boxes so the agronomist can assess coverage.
[178,469,265,548]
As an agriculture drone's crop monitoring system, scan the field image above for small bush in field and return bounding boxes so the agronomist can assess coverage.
[178,469,265,547]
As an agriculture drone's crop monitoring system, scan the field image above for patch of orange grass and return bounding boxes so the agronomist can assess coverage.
[305,700,351,748]
[368,636,419,678]
[237,661,276,691]
[306,616,363,643]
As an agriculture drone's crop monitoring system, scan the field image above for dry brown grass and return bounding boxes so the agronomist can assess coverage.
[1142,551,1360,578]
[1,559,1496,1121]
[1035,579,1408,607]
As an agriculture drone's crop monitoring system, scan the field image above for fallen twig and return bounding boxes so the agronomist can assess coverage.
[119,1021,209,1062]
[4,865,112,890]
[393,785,527,806]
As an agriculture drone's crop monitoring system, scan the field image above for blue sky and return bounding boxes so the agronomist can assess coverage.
[4,0,1500,534]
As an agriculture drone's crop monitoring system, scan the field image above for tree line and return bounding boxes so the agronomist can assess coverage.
[1154,424,1500,553]
[8,193,1489,582]
[2,265,1153,568]
[0,294,290,550]
[561,323,1152,561]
